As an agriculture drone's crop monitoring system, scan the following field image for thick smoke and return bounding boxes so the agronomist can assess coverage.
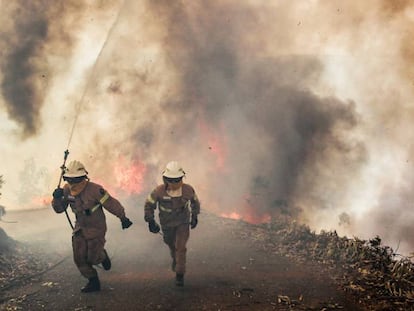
[0,1,117,138]
[0,2,49,137]
[1,0,414,254]
[139,1,366,221]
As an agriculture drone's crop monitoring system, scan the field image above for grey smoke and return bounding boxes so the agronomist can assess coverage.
[0,2,49,137]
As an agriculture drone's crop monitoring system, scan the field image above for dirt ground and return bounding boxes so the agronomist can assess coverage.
[1,206,363,311]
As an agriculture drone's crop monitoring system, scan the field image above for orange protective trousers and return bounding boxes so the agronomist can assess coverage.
[72,231,106,279]
[162,223,190,274]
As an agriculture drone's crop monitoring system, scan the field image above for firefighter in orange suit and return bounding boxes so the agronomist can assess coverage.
[144,161,200,286]
[51,160,133,293]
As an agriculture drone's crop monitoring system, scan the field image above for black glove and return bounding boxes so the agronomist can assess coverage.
[148,219,160,233]
[52,187,64,199]
[121,217,133,229]
[190,215,198,229]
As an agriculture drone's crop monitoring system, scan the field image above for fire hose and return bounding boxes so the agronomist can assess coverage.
[0,218,17,224]
[57,149,74,230]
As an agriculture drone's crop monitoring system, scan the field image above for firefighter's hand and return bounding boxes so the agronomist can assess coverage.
[121,217,133,229]
[52,187,64,199]
[148,219,160,233]
[190,215,198,229]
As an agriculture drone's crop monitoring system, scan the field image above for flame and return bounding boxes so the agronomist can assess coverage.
[113,156,147,195]
[219,193,272,224]
[31,195,52,207]
[198,119,228,171]
[220,211,271,224]
[220,212,243,220]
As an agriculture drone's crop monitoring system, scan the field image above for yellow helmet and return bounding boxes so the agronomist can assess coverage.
[64,160,88,178]
[162,161,185,178]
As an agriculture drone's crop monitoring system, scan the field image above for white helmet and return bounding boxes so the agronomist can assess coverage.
[162,161,185,178]
[64,160,88,178]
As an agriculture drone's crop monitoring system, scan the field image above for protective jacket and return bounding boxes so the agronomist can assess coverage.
[52,181,126,239]
[144,183,200,228]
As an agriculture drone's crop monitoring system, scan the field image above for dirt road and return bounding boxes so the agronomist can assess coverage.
[0,206,361,311]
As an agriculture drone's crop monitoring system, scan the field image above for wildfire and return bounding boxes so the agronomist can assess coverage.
[113,157,147,195]
[220,194,272,224]
[198,119,228,171]
[31,195,52,207]
[221,211,271,225]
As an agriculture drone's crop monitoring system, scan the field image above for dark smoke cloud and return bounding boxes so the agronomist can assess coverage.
[142,1,366,218]
[0,1,115,138]
[0,2,49,137]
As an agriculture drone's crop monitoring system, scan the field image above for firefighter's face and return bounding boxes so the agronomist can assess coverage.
[164,177,183,190]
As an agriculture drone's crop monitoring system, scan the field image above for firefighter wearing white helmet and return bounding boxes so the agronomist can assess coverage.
[51,160,133,293]
[144,161,200,287]
[163,161,185,178]
[63,160,88,178]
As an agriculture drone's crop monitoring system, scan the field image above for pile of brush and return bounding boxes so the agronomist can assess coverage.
[212,213,414,310]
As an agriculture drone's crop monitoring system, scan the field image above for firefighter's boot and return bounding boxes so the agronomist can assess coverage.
[81,276,101,293]
[102,249,111,271]
[175,273,184,287]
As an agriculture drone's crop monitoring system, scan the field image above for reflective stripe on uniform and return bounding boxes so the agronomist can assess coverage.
[159,200,191,213]
[74,192,109,215]
[90,191,110,213]
[185,200,191,210]
[70,192,110,215]
[147,194,156,204]
[159,205,172,213]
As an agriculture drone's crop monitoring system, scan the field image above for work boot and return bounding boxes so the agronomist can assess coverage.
[101,249,111,271]
[171,257,176,272]
[175,273,184,287]
[81,276,101,293]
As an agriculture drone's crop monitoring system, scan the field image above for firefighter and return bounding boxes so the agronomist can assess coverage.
[144,161,200,286]
[51,160,133,293]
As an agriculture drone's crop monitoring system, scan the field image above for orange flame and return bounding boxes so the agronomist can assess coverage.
[31,195,52,207]
[113,157,147,195]
[219,194,272,224]
[198,120,228,171]
[220,211,271,224]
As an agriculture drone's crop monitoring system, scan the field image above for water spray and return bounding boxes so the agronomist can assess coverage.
[55,1,125,230]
